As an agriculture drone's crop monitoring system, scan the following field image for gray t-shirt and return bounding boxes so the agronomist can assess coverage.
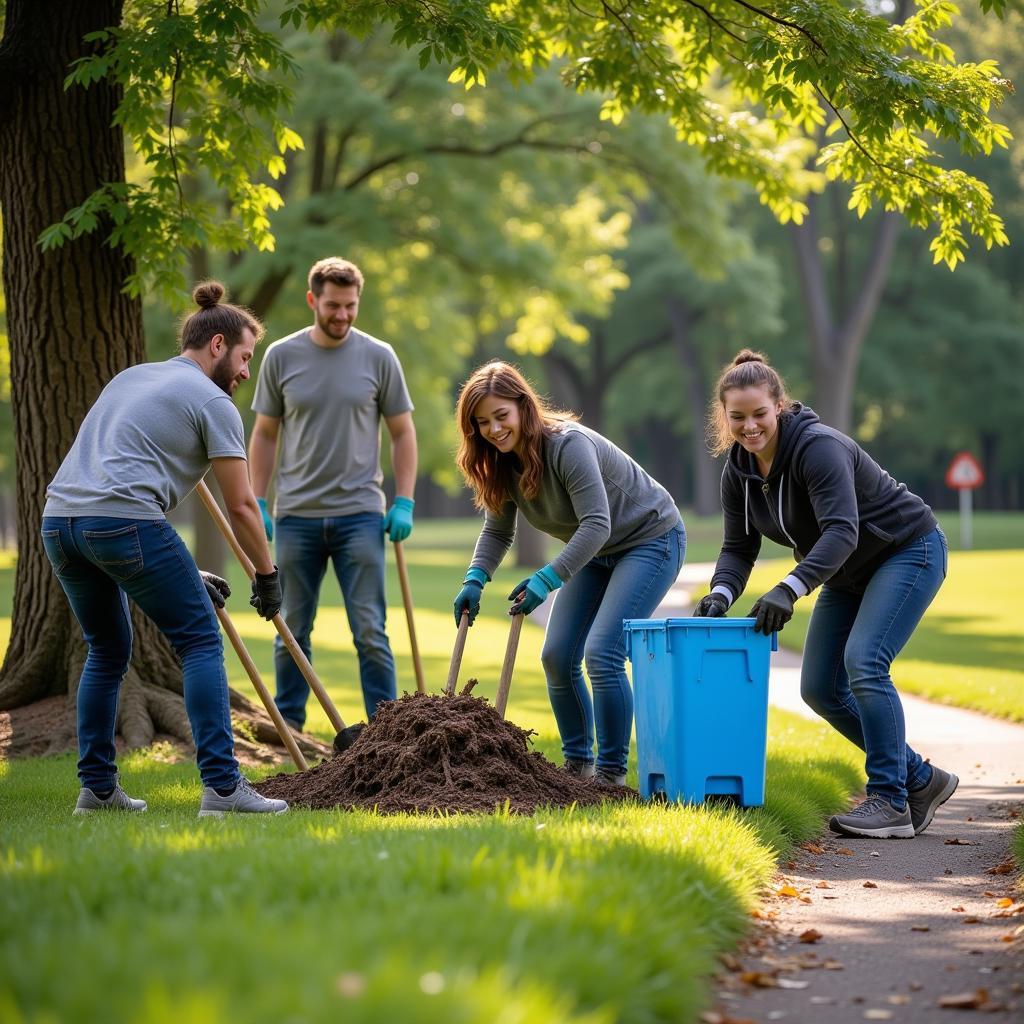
[251,327,413,517]
[44,356,246,519]
[470,422,680,581]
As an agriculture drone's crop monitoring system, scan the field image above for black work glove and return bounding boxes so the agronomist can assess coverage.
[747,582,797,635]
[199,571,231,609]
[692,593,729,618]
[250,566,282,620]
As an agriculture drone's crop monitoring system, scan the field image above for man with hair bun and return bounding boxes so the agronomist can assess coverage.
[694,348,956,839]
[42,281,289,818]
[249,257,417,730]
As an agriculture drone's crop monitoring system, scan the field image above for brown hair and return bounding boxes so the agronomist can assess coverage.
[308,257,364,297]
[179,281,264,352]
[707,349,793,456]
[455,361,577,514]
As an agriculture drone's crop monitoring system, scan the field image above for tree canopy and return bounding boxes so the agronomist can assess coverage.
[44,0,1013,304]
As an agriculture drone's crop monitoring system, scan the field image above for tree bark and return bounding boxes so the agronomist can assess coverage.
[0,1,306,764]
[792,182,902,436]
[665,297,719,516]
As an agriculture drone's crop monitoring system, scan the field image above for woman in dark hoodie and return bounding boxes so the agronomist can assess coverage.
[694,350,956,840]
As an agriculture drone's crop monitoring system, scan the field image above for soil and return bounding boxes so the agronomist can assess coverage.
[257,685,638,814]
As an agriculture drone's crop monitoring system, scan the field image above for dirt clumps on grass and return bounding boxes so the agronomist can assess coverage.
[256,687,638,814]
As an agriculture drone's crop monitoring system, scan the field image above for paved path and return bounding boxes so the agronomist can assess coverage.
[658,566,1024,1022]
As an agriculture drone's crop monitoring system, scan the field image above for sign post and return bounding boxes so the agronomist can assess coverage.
[945,452,984,550]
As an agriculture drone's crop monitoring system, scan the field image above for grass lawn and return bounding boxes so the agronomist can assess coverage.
[0,515,866,1023]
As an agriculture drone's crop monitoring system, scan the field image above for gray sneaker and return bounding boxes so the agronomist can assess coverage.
[829,795,914,839]
[563,759,595,780]
[908,765,958,835]
[593,768,628,787]
[198,777,289,818]
[73,779,147,816]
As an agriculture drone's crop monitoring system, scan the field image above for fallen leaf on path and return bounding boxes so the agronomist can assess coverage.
[837,847,854,856]
[944,838,980,846]
[952,906,966,913]
[985,860,1014,875]
[937,988,988,1009]
[823,959,844,970]
[777,884,800,898]
[983,891,997,898]
[802,842,825,855]
[992,903,1024,918]
[944,868,954,875]
[909,982,924,991]
[777,978,810,990]
[886,995,911,1005]
[718,953,743,972]
[961,916,981,924]
[863,881,878,888]
[799,929,823,944]
[816,881,832,889]
[911,925,931,932]
[740,971,778,988]
[863,1010,893,1020]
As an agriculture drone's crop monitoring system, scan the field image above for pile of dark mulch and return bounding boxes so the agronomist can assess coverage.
[256,687,638,814]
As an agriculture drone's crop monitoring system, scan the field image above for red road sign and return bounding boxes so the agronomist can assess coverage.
[945,452,984,490]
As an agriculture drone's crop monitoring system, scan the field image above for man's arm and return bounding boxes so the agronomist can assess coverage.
[248,413,281,498]
[210,457,275,575]
[385,411,417,498]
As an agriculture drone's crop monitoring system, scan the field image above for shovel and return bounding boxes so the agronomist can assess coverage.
[444,609,523,718]
[394,541,425,694]
[213,602,308,771]
[196,480,365,755]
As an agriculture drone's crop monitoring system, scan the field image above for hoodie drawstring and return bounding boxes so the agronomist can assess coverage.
[777,472,798,549]
[744,479,749,536]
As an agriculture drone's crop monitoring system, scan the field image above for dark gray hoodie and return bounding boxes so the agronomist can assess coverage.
[710,404,938,601]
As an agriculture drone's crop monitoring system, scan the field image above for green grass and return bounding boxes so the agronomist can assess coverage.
[0,514,868,1023]
[0,719,860,1024]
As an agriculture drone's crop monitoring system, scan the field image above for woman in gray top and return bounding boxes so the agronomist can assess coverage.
[453,361,686,785]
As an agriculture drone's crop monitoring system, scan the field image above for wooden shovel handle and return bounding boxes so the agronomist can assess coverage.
[394,541,425,693]
[196,479,349,734]
[445,611,470,696]
[215,604,308,771]
[494,613,524,718]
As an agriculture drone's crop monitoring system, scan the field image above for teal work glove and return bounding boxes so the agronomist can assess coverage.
[384,496,415,543]
[256,497,273,542]
[508,564,563,616]
[453,567,489,627]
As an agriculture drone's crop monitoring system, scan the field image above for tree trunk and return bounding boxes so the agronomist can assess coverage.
[793,197,902,434]
[0,1,307,764]
[665,296,719,516]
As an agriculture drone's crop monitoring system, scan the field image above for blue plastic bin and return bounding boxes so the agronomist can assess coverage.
[624,618,777,807]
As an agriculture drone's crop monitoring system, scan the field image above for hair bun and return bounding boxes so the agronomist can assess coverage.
[732,348,767,367]
[192,280,225,310]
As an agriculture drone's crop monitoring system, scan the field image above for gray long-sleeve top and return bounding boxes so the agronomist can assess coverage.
[469,423,680,582]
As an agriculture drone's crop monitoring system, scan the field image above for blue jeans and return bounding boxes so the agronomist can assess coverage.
[541,521,686,775]
[41,517,239,792]
[800,527,948,810]
[274,513,396,728]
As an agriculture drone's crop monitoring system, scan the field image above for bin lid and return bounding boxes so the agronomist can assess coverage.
[622,617,758,631]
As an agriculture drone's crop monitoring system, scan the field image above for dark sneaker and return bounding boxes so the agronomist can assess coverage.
[198,777,289,818]
[593,768,628,787]
[563,759,595,780]
[829,796,914,839]
[908,765,958,835]
[73,779,147,816]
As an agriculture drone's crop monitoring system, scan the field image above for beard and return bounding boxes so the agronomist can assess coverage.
[211,353,237,395]
[315,309,351,340]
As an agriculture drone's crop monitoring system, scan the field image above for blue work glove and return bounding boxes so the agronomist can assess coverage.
[199,571,230,609]
[256,497,273,542]
[453,567,489,627]
[747,582,797,635]
[508,564,563,616]
[383,496,415,543]
[693,593,729,618]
